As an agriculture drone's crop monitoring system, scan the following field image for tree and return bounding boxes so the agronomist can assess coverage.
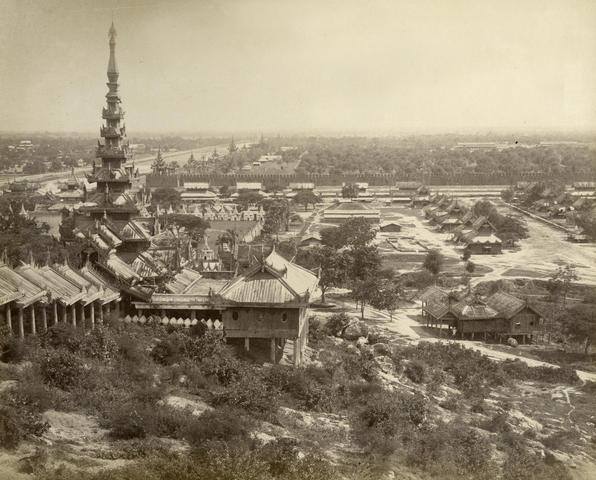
[152,188,181,208]
[348,245,381,282]
[352,277,380,320]
[262,200,290,237]
[558,304,596,354]
[166,214,210,244]
[465,261,476,274]
[313,247,351,303]
[548,264,578,306]
[341,183,359,199]
[370,280,402,320]
[501,188,514,203]
[320,217,376,249]
[293,190,320,211]
[236,191,262,208]
[423,249,443,276]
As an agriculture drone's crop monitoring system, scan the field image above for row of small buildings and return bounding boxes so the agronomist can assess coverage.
[423,195,503,254]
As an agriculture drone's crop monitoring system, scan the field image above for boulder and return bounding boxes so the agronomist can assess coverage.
[372,343,392,357]
[343,321,369,341]
[507,337,519,348]
[375,355,394,373]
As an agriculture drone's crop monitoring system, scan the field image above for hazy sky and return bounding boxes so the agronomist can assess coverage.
[1,0,595,134]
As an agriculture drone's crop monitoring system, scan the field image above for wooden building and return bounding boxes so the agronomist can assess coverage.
[132,250,319,366]
[420,287,543,342]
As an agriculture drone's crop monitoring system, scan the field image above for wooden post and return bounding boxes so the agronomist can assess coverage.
[190,310,197,320]
[18,307,24,339]
[41,306,47,332]
[293,337,300,367]
[270,337,276,364]
[5,304,12,334]
[53,302,58,325]
[79,304,85,330]
[483,331,487,342]
[114,301,120,319]
[244,337,250,351]
[90,302,95,329]
[98,303,103,325]
[471,332,475,341]
[62,304,67,323]
[106,302,111,319]
[30,306,36,335]
[71,304,76,327]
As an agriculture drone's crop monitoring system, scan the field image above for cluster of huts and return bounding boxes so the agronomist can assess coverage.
[420,287,544,343]
[423,196,503,254]
[509,182,595,242]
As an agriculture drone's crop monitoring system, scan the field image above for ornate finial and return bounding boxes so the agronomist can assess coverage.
[29,250,35,267]
[107,22,118,76]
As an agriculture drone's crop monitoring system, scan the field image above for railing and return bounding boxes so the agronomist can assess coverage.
[120,314,223,330]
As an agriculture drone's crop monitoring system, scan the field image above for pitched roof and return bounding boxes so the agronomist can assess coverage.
[165,268,203,294]
[218,250,318,305]
[15,265,84,305]
[451,299,499,320]
[0,264,47,307]
[485,292,527,319]
[79,263,120,303]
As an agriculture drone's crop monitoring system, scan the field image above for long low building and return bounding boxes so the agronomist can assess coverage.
[322,201,380,223]
[0,256,121,338]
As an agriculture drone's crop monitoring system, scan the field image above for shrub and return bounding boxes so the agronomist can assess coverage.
[308,316,326,345]
[116,332,147,364]
[342,349,378,382]
[107,404,147,440]
[151,335,183,365]
[42,323,82,352]
[39,349,85,390]
[408,422,498,479]
[439,395,459,412]
[325,312,351,336]
[404,359,427,384]
[0,406,23,449]
[480,412,511,434]
[503,449,572,480]
[0,336,27,363]
[79,326,119,361]
[184,408,252,446]
[213,371,279,418]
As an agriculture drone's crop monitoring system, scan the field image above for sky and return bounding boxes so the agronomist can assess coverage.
[0,0,595,135]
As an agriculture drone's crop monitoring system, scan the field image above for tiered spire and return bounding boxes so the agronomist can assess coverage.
[78,22,137,219]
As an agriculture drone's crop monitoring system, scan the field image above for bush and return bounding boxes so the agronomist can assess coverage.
[0,406,23,449]
[42,323,82,352]
[325,312,351,336]
[406,422,497,479]
[503,449,571,480]
[151,335,184,366]
[404,359,427,384]
[116,333,147,364]
[307,316,326,345]
[107,404,147,440]
[39,349,85,390]
[184,408,252,446]
[0,336,27,363]
[79,326,119,362]
[213,370,279,418]
[439,395,459,412]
